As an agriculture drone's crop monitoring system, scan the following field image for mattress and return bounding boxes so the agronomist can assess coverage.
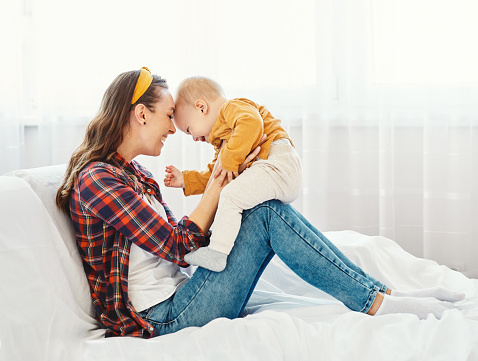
[0,167,477,361]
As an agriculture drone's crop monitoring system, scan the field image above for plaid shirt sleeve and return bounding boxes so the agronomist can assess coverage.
[78,165,206,266]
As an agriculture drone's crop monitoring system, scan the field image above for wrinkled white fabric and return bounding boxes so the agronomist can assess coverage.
[1,167,478,361]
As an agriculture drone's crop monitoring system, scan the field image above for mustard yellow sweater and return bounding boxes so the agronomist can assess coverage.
[182,98,292,196]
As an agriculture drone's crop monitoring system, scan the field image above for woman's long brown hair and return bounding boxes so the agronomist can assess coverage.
[56,70,168,213]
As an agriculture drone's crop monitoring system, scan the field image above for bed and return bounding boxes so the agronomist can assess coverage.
[1,165,477,361]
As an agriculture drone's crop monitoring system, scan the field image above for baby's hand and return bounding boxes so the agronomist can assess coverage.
[164,165,185,188]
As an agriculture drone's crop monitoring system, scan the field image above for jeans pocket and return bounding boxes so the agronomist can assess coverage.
[138,306,155,319]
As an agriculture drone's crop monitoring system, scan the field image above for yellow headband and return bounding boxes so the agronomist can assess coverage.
[131,67,153,104]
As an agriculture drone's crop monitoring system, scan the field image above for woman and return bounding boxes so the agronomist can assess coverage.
[56,67,462,338]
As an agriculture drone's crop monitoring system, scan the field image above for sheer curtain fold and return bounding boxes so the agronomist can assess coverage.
[1,0,477,276]
[0,1,24,175]
[302,0,478,277]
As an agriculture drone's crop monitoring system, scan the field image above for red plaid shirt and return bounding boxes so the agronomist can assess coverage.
[69,152,207,338]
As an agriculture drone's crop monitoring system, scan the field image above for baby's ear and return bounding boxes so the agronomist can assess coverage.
[195,99,208,114]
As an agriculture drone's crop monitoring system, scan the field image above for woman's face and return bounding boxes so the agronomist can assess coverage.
[139,89,176,157]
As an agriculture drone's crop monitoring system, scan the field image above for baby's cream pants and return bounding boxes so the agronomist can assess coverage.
[210,139,303,254]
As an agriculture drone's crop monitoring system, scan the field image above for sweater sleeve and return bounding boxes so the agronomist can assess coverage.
[220,100,264,172]
[182,151,218,196]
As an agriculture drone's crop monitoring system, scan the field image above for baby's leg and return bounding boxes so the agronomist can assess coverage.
[185,161,290,272]
[184,248,229,272]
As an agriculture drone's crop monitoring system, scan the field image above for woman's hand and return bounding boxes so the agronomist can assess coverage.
[164,165,185,188]
[213,134,266,186]
[213,164,239,186]
[238,134,266,174]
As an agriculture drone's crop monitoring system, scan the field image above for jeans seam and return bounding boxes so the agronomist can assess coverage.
[238,251,275,316]
[145,270,214,327]
[360,286,380,313]
[274,208,372,290]
[251,201,377,312]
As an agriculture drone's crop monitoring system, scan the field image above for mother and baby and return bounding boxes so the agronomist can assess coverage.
[56,67,464,338]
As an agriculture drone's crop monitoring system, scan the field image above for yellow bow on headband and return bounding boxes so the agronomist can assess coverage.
[131,67,153,104]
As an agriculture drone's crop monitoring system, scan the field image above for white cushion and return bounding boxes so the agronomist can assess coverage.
[0,167,101,359]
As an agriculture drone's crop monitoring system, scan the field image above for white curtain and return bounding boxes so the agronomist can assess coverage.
[1,0,477,277]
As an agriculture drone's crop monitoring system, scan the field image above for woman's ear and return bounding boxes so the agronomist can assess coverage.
[133,104,147,125]
[195,100,208,114]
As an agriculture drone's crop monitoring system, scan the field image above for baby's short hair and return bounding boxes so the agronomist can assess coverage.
[175,77,225,108]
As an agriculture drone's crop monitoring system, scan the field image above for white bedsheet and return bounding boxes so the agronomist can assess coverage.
[1,166,477,361]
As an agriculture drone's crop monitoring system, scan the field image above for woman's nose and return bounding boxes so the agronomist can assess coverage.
[169,120,176,134]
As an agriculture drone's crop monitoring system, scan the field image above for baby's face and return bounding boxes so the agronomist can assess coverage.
[173,104,213,143]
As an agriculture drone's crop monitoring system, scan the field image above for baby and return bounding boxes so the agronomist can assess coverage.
[165,77,302,272]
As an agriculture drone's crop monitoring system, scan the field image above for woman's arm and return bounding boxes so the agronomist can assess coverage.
[187,174,224,234]
[75,166,206,266]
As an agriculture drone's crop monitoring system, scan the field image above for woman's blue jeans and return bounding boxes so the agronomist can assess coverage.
[139,200,388,336]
